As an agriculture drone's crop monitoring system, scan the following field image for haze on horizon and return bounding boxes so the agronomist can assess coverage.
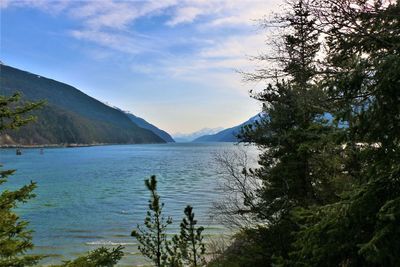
[1,0,282,134]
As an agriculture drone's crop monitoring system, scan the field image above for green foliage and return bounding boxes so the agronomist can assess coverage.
[52,246,124,267]
[132,177,207,267]
[0,168,42,267]
[221,1,345,265]
[131,175,172,267]
[177,205,206,267]
[209,219,296,267]
[287,1,400,266]
[1,64,164,145]
[218,0,400,266]
[360,194,400,265]
[3,104,158,145]
[166,235,184,267]
[291,167,400,266]
[0,92,44,132]
[0,93,44,266]
[165,205,206,267]
[240,0,343,225]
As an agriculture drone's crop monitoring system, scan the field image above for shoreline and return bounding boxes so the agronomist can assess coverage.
[0,141,232,149]
[0,142,171,149]
[0,143,111,149]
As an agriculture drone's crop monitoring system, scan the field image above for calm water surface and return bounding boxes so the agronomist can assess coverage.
[1,143,258,266]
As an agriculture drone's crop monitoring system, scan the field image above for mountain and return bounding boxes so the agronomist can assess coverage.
[173,127,224,142]
[193,114,264,142]
[0,64,165,145]
[124,112,175,142]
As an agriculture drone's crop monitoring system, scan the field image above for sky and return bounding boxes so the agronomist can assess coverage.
[1,0,282,134]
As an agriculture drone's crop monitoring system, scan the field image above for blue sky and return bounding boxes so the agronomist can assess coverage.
[1,0,281,134]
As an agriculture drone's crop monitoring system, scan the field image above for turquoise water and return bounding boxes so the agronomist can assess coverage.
[0,143,258,266]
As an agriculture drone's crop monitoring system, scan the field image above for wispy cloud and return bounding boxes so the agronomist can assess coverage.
[206,1,279,28]
[2,0,282,132]
[69,29,160,55]
[166,0,282,28]
[1,0,281,29]
[2,0,282,93]
[70,0,135,30]
[1,0,70,14]
[166,6,204,26]
[69,0,178,30]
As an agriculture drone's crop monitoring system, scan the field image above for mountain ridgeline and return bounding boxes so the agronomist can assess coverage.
[124,112,175,143]
[193,114,264,142]
[173,127,224,142]
[0,64,170,145]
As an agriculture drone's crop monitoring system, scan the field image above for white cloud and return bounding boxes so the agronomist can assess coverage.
[70,0,135,29]
[2,0,283,133]
[0,0,10,8]
[2,0,282,30]
[70,29,155,55]
[166,33,267,74]
[3,0,282,95]
[200,34,266,59]
[166,6,204,26]
[69,0,178,30]
[0,0,70,14]
[165,0,282,28]
[206,1,281,28]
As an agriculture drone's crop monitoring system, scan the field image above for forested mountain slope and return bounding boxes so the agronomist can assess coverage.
[0,64,165,145]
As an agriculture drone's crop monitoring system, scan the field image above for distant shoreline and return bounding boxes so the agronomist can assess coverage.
[0,143,107,149]
[0,142,233,149]
[0,142,171,149]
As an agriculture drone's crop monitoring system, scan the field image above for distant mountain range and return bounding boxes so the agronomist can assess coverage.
[0,64,172,145]
[193,113,264,142]
[173,127,224,142]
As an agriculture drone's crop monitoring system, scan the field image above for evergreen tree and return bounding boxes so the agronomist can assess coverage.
[0,92,44,266]
[178,205,205,267]
[52,246,124,267]
[166,206,206,267]
[0,169,41,267]
[166,235,184,267]
[131,175,172,267]
[213,1,349,265]
[213,0,399,266]
[240,0,342,223]
[0,93,44,131]
[238,0,345,244]
[289,1,400,265]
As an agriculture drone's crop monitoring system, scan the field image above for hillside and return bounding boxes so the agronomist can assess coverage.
[124,112,175,142]
[0,64,165,145]
[193,114,264,142]
[173,127,224,142]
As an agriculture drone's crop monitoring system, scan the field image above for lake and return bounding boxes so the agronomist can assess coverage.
[0,143,258,266]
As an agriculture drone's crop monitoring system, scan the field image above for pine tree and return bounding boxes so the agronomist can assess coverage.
[214,0,399,266]
[240,0,342,223]
[289,1,400,265]
[0,92,44,266]
[52,246,124,267]
[131,175,172,267]
[178,205,205,267]
[212,1,348,265]
[0,93,43,131]
[166,205,206,267]
[166,235,184,267]
[0,169,41,266]
[237,1,346,243]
